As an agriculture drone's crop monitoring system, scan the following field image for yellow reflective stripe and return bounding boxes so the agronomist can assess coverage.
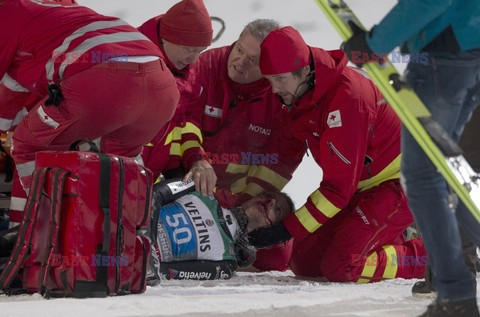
[310,190,341,219]
[382,245,399,279]
[243,182,266,198]
[358,154,402,191]
[357,251,378,284]
[227,164,288,189]
[169,140,202,157]
[164,127,182,145]
[231,176,247,194]
[170,143,181,156]
[164,122,203,145]
[183,122,203,143]
[145,143,154,147]
[294,191,340,233]
[228,164,289,195]
[181,140,201,152]
[254,166,289,190]
[226,163,250,174]
[295,205,322,233]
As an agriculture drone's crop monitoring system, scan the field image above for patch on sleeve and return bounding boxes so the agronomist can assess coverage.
[327,110,342,128]
[204,105,222,118]
[37,105,60,129]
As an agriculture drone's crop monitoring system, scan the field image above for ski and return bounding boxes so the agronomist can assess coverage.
[316,0,480,223]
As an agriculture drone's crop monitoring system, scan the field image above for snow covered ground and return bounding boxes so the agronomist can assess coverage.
[5,272,478,317]
[2,1,478,316]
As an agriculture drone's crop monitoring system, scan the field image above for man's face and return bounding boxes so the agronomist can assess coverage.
[244,192,291,229]
[227,33,263,84]
[163,40,207,70]
[264,71,308,106]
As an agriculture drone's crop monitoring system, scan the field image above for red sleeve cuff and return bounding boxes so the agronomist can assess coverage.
[283,213,310,241]
[183,147,208,170]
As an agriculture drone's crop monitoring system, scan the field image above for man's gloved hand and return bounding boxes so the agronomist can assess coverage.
[248,222,292,249]
[235,236,256,267]
[341,21,377,67]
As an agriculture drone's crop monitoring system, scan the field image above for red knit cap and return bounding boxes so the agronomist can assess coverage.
[160,0,213,47]
[260,26,311,75]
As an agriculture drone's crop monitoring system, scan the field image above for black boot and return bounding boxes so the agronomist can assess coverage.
[0,225,19,289]
[412,265,436,298]
[412,226,478,298]
[0,225,19,257]
[418,298,480,317]
[459,227,479,284]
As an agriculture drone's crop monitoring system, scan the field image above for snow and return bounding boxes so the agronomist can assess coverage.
[1,271,480,316]
[2,1,478,316]
[0,271,455,317]
[2,272,479,316]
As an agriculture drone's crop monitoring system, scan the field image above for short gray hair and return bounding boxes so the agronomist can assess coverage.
[239,19,281,43]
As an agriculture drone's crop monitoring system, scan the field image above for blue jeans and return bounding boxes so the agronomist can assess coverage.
[402,50,480,302]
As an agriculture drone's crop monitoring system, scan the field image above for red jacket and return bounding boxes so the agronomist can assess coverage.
[283,48,402,240]
[142,44,305,206]
[139,15,204,177]
[0,74,32,132]
[0,0,78,132]
[0,0,162,127]
[182,45,305,207]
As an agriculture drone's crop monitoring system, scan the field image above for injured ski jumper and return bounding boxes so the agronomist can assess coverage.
[117,179,293,281]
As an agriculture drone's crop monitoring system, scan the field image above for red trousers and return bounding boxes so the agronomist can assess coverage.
[12,59,179,189]
[289,180,427,282]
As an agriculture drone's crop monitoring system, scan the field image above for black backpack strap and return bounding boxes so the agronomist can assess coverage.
[94,153,112,295]
[41,168,70,298]
[69,153,111,298]
[0,167,50,290]
[69,139,99,153]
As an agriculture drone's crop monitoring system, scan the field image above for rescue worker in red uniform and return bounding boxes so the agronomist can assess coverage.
[183,19,306,271]
[0,0,78,226]
[249,26,427,283]
[139,0,216,195]
[176,19,305,208]
[144,19,306,271]
[0,0,179,191]
[0,77,37,226]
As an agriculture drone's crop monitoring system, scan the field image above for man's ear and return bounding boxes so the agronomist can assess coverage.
[302,65,311,76]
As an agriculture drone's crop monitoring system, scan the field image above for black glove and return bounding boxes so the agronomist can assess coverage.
[341,21,377,67]
[235,236,256,267]
[152,177,195,208]
[248,222,292,249]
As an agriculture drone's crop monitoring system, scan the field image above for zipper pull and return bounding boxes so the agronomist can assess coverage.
[305,140,310,157]
[364,155,373,178]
